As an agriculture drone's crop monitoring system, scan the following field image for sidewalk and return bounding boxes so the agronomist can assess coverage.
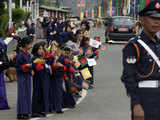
[0,81,17,120]
[0,80,87,120]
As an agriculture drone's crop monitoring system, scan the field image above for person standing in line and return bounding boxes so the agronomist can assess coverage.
[0,30,10,110]
[81,17,90,31]
[31,43,49,117]
[51,49,66,114]
[27,23,36,40]
[81,23,90,38]
[46,23,55,45]
[16,37,33,119]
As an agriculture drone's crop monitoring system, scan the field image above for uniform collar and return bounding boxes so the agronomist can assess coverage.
[140,31,159,44]
[20,49,30,56]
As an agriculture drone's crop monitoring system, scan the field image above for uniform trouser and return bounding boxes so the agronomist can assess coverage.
[131,88,160,120]
[54,77,63,112]
[88,66,94,85]
[62,80,76,107]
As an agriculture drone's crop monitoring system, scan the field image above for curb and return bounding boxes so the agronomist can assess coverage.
[30,89,88,120]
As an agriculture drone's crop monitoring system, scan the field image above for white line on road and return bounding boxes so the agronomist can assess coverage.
[30,89,87,120]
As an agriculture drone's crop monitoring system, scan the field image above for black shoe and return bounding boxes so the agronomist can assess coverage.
[31,113,40,118]
[89,85,94,89]
[38,112,46,117]
[74,93,82,98]
[49,109,54,113]
[56,111,64,114]
[68,105,75,109]
[17,114,29,119]
[17,114,23,119]
[23,114,30,119]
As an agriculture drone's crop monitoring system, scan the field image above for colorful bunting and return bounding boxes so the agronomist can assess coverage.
[109,0,112,16]
[134,0,138,18]
[139,0,145,11]
[116,0,119,16]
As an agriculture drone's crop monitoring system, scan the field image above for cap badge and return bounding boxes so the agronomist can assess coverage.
[155,3,160,9]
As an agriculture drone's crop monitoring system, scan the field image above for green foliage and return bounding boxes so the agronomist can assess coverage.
[39,0,45,5]
[24,12,31,19]
[0,0,5,16]
[12,8,25,23]
[0,11,9,38]
[12,8,31,27]
[14,0,31,8]
[39,0,58,7]
[0,8,31,38]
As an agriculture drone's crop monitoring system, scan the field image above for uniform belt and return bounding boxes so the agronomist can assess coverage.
[138,80,160,88]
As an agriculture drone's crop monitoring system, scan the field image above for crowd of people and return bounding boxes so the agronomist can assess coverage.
[0,16,102,119]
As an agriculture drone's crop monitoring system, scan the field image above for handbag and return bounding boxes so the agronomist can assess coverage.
[0,44,9,72]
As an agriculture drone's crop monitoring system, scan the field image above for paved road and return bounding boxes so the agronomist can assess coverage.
[44,47,130,120]
[0,27,131,120]
[43,27,131,120]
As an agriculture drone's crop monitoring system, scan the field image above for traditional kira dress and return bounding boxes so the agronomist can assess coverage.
[0,38,10,110]
[16,50,32,115]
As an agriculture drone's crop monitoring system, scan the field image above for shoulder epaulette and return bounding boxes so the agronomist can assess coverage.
[128,36,139,44]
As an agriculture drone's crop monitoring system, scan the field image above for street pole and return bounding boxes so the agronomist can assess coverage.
[20,0,23,9]
[37,0,39,18]
[27,1,29,11]
[31,0,34,20]
[9,0,12,28]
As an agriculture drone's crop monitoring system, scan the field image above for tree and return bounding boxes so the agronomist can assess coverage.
[0,0,6,15]
[39,0,45,5]
[14,0,31,8]
[56,0,60,8]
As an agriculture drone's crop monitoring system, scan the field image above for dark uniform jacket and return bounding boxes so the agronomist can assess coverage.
[121,31,160,106]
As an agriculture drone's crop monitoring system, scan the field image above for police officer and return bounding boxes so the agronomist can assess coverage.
[55,17,65,34]
[55,17,66,45]
[46,23,56,44]
[121,0,160,120]
[27,23,36,39]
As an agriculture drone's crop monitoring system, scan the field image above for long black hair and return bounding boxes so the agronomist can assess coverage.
[31,42,42,56]
[75,29,83,37]
[39,41,47,48]
[80,37,89,47]
[65,25,72,32]
[20,37,33,48]
[16,37,33,52]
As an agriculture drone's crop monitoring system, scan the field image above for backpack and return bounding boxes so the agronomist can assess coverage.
[0,43,9,72]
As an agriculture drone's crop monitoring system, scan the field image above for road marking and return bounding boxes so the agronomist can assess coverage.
[30,89,87,120]
[108,40,127,44]
[77,89,87,105]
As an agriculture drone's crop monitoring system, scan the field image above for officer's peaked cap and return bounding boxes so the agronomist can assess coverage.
[139,0,160,18]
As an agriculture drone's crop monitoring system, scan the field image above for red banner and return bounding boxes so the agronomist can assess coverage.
[77,0,81,8]
[145,0,150,6]
[77,0,85,8]
[81,0,85,8]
